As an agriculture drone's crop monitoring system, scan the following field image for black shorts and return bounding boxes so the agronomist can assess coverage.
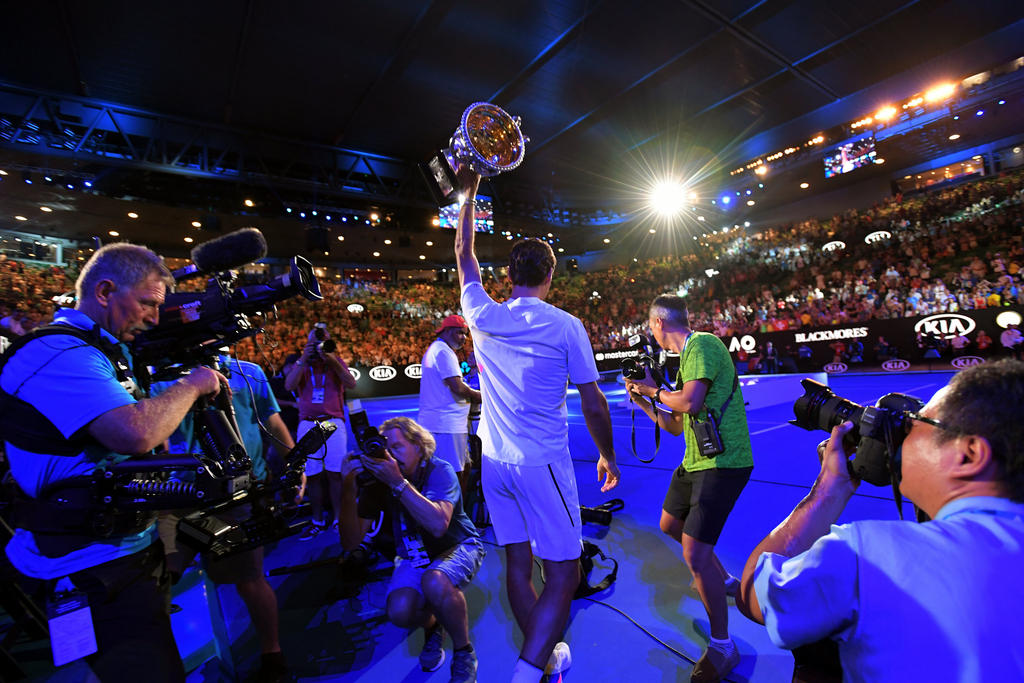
[662,465,752,545]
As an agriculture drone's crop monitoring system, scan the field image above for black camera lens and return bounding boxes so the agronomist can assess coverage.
[791,379,864,432]
[313,327,326,341]
[320,339,337,354]
[621,357,647,381]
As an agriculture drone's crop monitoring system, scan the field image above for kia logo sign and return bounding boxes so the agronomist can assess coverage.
[349,368,361,381]
[914,313,975,340]
[595,353,605,361]
[369,366,397,381]
[882,359,910,372]
[404,364,422,379]
[864,230,892,244]
[821,240,846,252]
[952,356,985,369]
[347,303,365,314]
[824,362,848,373]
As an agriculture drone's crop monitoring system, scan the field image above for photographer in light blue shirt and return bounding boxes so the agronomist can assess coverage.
[736,360,1024,682]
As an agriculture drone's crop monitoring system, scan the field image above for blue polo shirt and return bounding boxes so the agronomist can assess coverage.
[2,308,156,579]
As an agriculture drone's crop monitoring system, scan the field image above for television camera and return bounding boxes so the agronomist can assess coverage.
[5,228,334,556]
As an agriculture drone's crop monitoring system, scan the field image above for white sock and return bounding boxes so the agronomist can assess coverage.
[709,636,735,654]
[510,658,544,683]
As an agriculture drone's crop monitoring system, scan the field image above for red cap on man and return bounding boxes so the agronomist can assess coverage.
[437,314,468,334]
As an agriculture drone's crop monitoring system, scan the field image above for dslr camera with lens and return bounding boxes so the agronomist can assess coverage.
[790,378,924,490]
[349,409,391,517]
[313,322,337,354]
[620,333,667,387]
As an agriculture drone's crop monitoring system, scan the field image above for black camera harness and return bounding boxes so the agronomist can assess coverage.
[0,323,155,539]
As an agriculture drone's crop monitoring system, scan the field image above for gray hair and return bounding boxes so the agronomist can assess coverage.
[76,243,173,303]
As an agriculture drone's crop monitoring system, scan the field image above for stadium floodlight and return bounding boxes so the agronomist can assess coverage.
[649,180,688,216]
[924,83,955,103]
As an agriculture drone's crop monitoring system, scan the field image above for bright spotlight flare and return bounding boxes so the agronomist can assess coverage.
[650,179,688,217]
[419,102,528,206]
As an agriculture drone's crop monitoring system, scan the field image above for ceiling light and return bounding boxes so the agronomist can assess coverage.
[372,251,380,257]
[0,169,7,176]
[746,200,755,206]
[603,238,610,244]
[558,247,564,253]
[337,235,345,241]
[649,179,687,216]
[755,165,768,176]
[184,237,194,243]
[370,213,379,222]
[128,212,138,219]
[419,255,426,260]
[800,182,810,189]
[191,220,202,227]
[948,134,960,140]
[649,228,656,234]
[425,241,434,246]
[14,215,27,221]
[924,83,955,102]
[875,106,898,121]
[431,217,440,226]
[40,206,53,212]
[384,239,392,245]
[244,199,254,207]
[108,230,119,236]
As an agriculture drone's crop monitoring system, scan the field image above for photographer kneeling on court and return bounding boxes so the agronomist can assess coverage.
[735,359,1024,682]
[345,416,485,683]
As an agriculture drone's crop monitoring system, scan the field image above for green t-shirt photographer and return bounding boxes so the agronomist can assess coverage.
[677,332,753,472]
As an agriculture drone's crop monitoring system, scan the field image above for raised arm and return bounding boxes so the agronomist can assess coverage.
[454,167,482,289]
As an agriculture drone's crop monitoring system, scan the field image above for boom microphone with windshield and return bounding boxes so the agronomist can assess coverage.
[133,227,322,375]
[172,227,269,281]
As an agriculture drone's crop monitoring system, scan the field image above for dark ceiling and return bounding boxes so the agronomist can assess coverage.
[1,0,1023,264]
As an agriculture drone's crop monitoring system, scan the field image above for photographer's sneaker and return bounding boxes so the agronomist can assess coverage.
[724,573,740,598]
[545,642,571,676]
[450,645,478,683]
[690,641,739,683]
[298,521,325,541]
[419,624,445,672]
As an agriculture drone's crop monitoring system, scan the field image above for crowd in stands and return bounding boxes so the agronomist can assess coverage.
[2,169,1023,374]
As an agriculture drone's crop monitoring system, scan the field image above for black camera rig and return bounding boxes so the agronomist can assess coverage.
[2,228,334,556]
[791,378,924,517]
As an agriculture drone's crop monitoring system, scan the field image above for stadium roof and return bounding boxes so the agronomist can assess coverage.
[1,1,1023,262]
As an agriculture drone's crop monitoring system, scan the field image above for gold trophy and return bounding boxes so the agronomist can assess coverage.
[420,102,528,206]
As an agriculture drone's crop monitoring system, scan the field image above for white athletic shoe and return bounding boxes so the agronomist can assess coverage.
[546,641,572,675]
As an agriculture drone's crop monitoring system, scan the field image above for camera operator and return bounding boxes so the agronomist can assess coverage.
[284,324,357,542]
[152,352,295,682]
[418,314,481,496]
[0,243,228,682]
[624,294,752,683]
[736,359,1024,681]
[347,416,484,683]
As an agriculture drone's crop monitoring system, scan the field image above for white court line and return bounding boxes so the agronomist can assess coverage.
[746,381,942,437]
[750,423,791,435]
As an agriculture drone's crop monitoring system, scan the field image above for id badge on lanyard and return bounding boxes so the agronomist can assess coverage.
[47,587,98,666]
[311,368,326,404]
